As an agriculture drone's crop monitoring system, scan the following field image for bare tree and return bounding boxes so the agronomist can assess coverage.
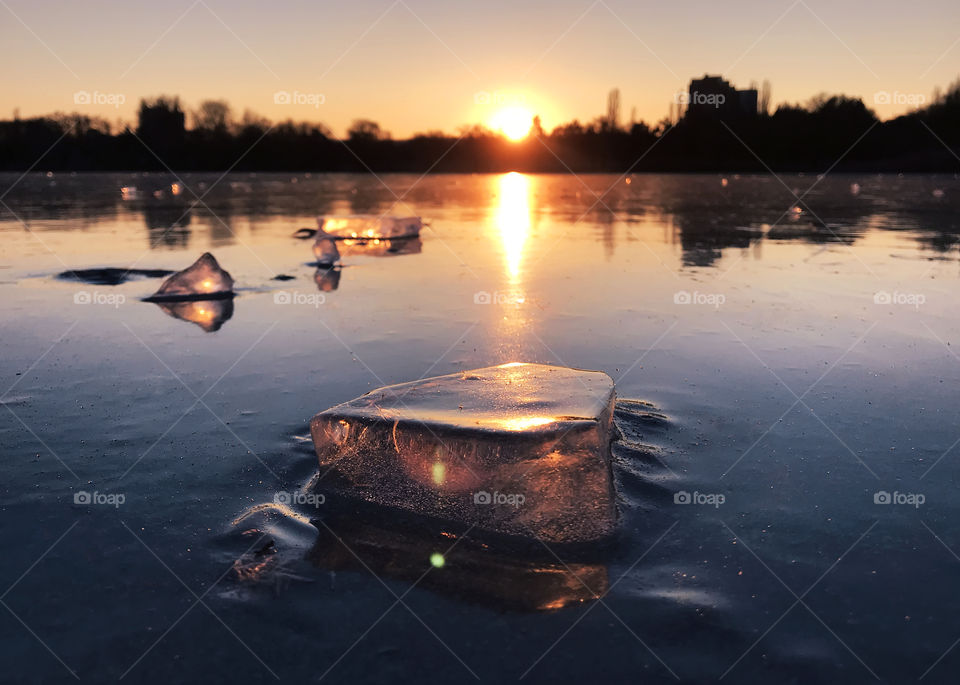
[759,80,772,116]
[606,88,621,131]
[192,100,232,133]
[347,119,385,141]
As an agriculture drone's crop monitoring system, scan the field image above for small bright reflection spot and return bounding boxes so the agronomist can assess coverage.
[430,553,445,568]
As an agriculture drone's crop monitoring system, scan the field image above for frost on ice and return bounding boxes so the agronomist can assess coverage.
[147,252,234,301]
[310,362,617,544]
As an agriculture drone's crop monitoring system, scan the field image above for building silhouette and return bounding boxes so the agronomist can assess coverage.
[685,75,758,120]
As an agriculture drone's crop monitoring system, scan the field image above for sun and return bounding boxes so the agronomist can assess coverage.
[491,106,533,141]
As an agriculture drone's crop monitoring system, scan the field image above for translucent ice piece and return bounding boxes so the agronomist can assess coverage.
[337,236,422,258]
[318,215,422,240]
[310,362,617,544]
[148,252,234,301]
[312,237,340,266]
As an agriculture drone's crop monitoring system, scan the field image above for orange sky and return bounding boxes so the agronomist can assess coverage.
[1,0,958,137]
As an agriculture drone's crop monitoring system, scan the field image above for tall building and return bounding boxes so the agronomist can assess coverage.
[685,75,758,120]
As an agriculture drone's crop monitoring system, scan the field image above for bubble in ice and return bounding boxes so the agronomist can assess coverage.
[148,252,234,301]
[318,215,422,240]
[309,362,618,544]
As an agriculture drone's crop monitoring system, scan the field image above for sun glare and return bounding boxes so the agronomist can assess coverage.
[491,107,533,141]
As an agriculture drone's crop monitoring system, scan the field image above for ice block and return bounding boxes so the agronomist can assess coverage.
[318,215,422,240]
[309,363,618,544]
[148,252,234,301]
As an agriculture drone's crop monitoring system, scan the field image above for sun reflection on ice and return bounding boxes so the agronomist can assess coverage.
[495,172,532,285]
[491,172,535,361]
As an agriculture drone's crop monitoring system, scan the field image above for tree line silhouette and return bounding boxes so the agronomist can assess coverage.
[1,80,958,173]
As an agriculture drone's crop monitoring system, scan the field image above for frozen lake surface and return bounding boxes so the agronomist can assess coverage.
[2,171,960,683]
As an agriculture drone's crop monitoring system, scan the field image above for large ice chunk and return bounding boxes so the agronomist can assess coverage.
[148,252,234,301]
[309,363,617,544]
[318,215,422,239]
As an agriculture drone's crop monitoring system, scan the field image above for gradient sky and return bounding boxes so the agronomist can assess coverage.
[2,0,958,138]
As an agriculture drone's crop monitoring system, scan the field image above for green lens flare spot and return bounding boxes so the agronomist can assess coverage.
[430,553,445,568]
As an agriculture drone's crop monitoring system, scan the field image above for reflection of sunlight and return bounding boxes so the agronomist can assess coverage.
[498,416,556,431]
[431,461,446,486]
[495,172,532,285]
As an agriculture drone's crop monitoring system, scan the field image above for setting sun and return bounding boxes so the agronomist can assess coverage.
[491,106,533,141]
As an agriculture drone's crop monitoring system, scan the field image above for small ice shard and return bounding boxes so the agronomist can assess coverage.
[933,189,945,198]
[309,363,617,544]
[850,182,861,195]
[318,215,422,240]
[148,252,234,301]
[312,237,340,267]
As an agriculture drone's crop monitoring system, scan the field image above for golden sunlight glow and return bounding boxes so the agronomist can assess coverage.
[498,417,556,431]
[491,106,533,141]
[494,172,532,284]
[431,461,447,486]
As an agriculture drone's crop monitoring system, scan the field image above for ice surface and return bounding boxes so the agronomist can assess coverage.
[310,362,617,544]
[148,252,234,301]
[312,237,340,266]
[57,267,173,286]
[318,215,422,239]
